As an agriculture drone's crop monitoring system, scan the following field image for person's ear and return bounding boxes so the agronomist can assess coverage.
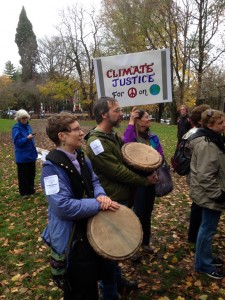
[101,112,108,120]
[58,132,66,144]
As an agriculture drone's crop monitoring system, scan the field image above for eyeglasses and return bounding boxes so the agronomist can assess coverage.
[69,127,83,133]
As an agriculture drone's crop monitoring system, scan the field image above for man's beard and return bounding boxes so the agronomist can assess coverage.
[109,118,121,128]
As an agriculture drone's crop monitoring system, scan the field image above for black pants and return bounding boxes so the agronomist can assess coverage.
[188,202,202,243]
[133,185,155,245]
[64,282,98,300]
[17,161,36,196]
[65,239,106,300]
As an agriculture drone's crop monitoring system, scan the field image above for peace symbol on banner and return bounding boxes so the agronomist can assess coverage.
[128,87,137,98]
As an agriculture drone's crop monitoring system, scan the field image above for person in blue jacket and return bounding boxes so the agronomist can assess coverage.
[41,112,119,300]
[12,109,38,198]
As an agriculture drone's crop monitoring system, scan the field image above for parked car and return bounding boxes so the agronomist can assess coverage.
[122,114,130,120]
[164,119,171,125]
[160,118,171,125]
[2,110,17,119]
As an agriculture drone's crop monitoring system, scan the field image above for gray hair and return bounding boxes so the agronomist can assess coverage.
[15,109,30,121]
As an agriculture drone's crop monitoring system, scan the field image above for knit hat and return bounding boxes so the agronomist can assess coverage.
[15,109,30,121]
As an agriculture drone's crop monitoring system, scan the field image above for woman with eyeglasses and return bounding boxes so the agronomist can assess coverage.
[122,107,164,259]
[12,109,38,198]
[189,109,225,280]
[41,112,119,300]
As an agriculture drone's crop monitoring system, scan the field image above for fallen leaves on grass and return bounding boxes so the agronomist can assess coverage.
[0,123,224,300]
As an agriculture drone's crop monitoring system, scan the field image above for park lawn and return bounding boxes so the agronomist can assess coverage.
[0,118,177,162]
[0,119,224,300]
[0,119,16,132]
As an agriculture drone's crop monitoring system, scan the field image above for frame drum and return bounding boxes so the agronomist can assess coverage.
[122,142,162,173]
[87,205,143,260]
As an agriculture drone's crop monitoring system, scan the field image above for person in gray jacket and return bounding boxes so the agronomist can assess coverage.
[183,104,211,243]
[189,109,225,279]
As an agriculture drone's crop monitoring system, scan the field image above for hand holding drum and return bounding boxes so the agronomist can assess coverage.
[96,195,120,211]
[147,170,158,185]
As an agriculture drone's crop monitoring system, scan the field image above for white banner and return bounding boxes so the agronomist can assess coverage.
[93,49,172,107]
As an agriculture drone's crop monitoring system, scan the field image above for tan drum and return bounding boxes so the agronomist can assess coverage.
[121,142,162,173]
[87,205,143,260]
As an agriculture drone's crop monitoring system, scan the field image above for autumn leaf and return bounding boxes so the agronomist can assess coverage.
[11,274,21,281]
[171,256,178,264]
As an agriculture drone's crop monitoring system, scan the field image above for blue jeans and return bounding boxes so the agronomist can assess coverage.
[133,185,155,245]
[195,207,221,273]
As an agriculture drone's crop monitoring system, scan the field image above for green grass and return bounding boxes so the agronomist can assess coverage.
[0,119,16,132]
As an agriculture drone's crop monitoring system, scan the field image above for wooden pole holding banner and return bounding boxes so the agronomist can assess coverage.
[223,96,225,138]
[224,95,225,113]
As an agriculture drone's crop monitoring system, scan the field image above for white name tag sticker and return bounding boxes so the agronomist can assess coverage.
[44,175,60,195]
[90,139,104,155]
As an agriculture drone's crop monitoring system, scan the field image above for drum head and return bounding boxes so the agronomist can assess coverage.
[122,142,162,172]
[87,205,143,261]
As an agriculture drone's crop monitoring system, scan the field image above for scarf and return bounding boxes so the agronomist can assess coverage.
[192,127,225,153]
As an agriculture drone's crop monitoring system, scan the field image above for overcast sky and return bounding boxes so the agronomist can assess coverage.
[0,0,100,75]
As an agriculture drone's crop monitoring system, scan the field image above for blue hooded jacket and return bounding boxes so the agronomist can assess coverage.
[12,122,37,163]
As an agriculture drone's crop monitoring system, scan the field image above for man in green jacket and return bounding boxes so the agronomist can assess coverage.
[86,96,158,300]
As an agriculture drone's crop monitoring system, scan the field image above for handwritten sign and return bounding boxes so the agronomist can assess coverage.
[93,49,172,107]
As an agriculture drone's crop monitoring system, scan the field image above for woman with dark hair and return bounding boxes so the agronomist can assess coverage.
[190,109,225,279]
[41,112,119,300]
[123,107,164,257]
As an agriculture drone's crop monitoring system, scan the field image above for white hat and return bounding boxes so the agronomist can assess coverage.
[15,109,30,121]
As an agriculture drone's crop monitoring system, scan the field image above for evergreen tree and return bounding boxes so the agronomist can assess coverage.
[15,6,38,82]
[3,61,16,78]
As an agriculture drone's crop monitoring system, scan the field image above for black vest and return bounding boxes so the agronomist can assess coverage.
[46,149,95,239]
[46,149,94,199]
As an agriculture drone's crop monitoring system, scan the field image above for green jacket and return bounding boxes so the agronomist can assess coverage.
[190,136,225,211]
[86,129,149,203]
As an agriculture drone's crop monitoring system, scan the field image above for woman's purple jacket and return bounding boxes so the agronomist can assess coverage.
[122,124,164,156]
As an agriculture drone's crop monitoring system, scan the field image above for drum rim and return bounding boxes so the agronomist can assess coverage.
[122,142,162,172]
[87,205,143,261]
